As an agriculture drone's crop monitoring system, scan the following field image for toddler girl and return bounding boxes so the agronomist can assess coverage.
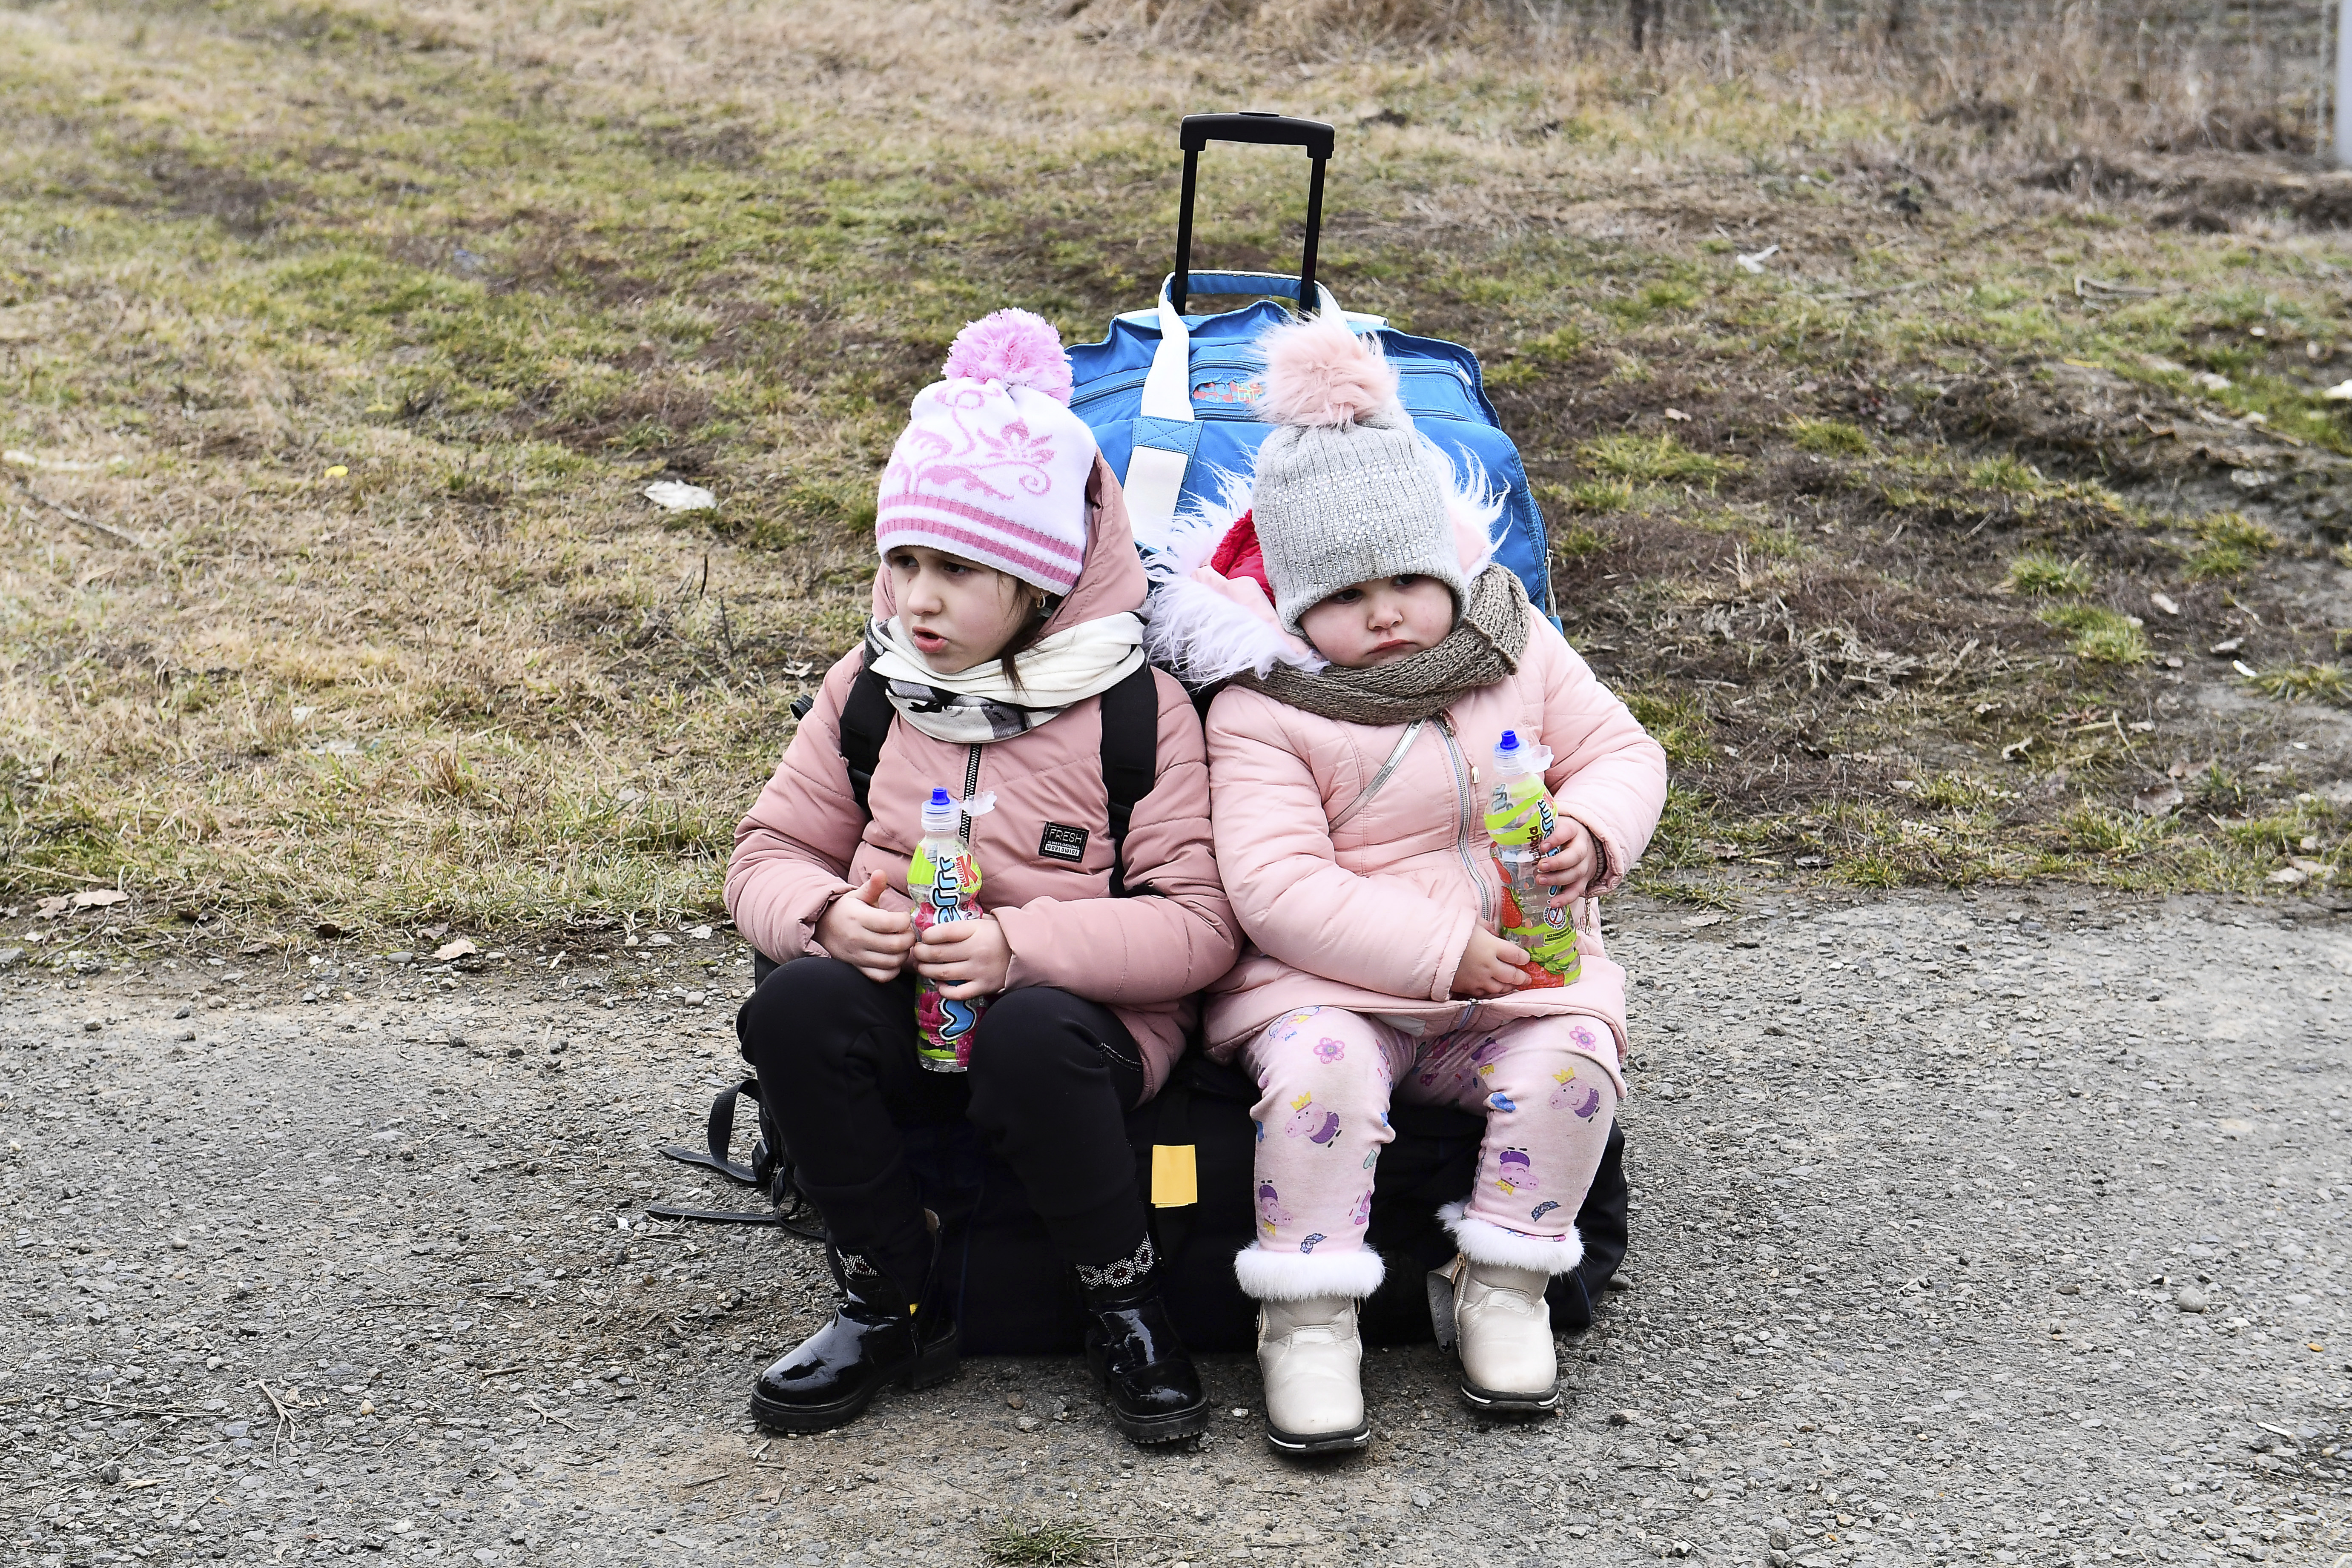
[1156,316,1666,1452]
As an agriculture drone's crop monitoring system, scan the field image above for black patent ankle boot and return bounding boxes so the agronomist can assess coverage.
[1079,1239,1209,1445]
[749,1232,958,1434]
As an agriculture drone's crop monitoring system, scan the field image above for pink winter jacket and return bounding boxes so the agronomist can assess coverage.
[726,460,1238,1101]
[1202,616,1668,1073]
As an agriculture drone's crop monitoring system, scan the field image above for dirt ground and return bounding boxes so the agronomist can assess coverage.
[6,884,2351,1566]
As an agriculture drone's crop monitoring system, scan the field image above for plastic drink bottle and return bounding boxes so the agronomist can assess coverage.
[909,786,992,1071]
[1484,729,1581,987]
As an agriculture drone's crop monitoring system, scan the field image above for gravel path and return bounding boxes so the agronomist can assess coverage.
[4,888,2350,1567]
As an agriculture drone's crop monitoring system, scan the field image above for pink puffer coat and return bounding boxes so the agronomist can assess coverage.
[727,460,1238,1100]
[1202,617,1668,1069]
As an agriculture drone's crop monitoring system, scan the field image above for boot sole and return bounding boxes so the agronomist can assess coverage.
[1111,1399,1212,1445]
[1456,1377,1558,1415]
[748,1338,959,1434]
[1264,1417,1371,1456]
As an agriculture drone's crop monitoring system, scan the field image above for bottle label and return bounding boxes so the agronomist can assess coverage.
[1484,779,1582,986]
[909,843,988,1070]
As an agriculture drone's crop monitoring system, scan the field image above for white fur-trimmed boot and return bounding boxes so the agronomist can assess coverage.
[1236,1246,1384,1454]
[1440,1203,1580,1413]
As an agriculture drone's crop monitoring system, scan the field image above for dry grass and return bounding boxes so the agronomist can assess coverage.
[2,0,2349,954]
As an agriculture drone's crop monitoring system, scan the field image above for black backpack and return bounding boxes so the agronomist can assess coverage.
[657,654,1630,1351]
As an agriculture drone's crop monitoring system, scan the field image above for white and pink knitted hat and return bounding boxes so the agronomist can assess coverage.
[874,310,1098,596]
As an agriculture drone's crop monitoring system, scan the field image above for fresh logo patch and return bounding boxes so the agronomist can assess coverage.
[1038,823,1089,863]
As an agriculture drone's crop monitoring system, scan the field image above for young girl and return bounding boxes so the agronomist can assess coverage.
[1153,316,1667,1453]
[727,311,1236,1445]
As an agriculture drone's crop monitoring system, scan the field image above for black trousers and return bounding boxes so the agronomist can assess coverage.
[737,956,1149,1294]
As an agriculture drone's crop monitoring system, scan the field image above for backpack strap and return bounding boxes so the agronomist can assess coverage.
[835,644,896,819]
[1098,662,1158,899]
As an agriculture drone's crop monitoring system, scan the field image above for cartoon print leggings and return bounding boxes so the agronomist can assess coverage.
[1239,1007,1622,1263]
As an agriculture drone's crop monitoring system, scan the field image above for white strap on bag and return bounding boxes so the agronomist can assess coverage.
[1119,273,1354,542]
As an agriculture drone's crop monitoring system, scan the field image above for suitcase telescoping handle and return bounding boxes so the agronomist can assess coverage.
[1172,112,1336,318]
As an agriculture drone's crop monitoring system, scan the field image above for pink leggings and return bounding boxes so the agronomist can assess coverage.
[1235,1007,1621,1295]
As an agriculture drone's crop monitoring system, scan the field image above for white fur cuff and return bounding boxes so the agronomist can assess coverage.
[1440,1200,1586,1275]
[1232,1244,1387,1302]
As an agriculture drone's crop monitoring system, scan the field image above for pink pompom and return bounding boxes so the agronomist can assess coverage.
[1257,314,1400,429]
[941,308,1072,404]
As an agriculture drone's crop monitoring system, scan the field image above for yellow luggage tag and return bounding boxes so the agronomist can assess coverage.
[1149,1144,1198,1208]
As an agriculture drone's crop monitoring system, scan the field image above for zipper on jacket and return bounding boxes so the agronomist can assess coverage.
[960,746,982,846]
[1329,720,1426,832]
[1434,714,1492,926]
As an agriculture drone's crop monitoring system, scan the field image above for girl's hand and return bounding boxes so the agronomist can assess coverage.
[1450,928,1532,999]
[914,914,1012,1000]
[1536,814,1597,907]
[815,871,915,982]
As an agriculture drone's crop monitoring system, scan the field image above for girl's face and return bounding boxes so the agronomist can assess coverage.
[1297,574,1456,668]
[886,546,1039,674]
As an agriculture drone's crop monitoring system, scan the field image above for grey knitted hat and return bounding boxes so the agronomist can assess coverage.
[1248,317,1468,639]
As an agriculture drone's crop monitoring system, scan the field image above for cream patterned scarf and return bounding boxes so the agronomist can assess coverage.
[864,613,1147,745]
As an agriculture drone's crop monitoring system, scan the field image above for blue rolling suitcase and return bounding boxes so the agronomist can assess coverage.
[1067,111,1558,622]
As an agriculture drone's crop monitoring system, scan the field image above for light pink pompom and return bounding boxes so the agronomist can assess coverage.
[1257,314,1400,429]
[941,308,1072,404]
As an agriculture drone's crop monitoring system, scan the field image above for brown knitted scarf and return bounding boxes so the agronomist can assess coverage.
[1234,565,1532,725]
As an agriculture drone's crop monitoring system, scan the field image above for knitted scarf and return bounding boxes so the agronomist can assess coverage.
[865,613,1145,745]
[1231,565,1531,725]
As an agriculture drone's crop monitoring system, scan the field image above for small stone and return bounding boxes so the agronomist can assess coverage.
[173,1005,192,1019]
[1609,1409,1641,1426]
[1013,1415,1040,1432]
[177,1030,196,1042]
[1004,1393,1024,1410]
[169,1235,189,1250]
[0,948,23,970]
[99,1461,122,1484]
[2176,1285,2208,1313]
[83,1018,102,1032]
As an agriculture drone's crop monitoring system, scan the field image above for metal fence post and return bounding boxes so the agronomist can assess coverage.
[2338,0,2352,163]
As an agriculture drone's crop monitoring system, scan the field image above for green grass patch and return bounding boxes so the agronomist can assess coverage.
[1966,455,2050,495]
[1622,691,1715,768]
[1603,279,1701,322]
[2038,605,2151,664]
[1551,518,1617,560]
[984,1521,1101,1566]
[1906,772,2017,811]
[1520,323,1587,362]
[2061,803,2168,857]
[1579,434,1738,485]
[1541,477,1638,514]
[2002,551,2095,598]
[1788,418,1871,456]
[2249,662,2350,705]
[2182,509,2279,580]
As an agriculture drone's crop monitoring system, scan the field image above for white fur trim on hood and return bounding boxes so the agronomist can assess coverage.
[1133,451,1510,690]
[1440,1200,1586,1276]
[1232,1242,1388,1302]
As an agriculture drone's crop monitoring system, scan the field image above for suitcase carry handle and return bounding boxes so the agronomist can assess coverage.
[1173,111,1335,318]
